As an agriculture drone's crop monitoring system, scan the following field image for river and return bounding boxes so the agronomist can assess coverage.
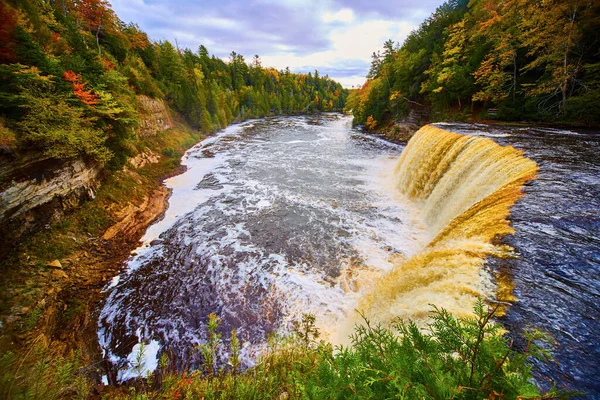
[98,114,600,395]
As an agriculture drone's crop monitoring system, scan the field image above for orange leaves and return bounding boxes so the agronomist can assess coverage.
[365,115,377,130]
[63,70,99,105]
[126,25,150,50]
[102,58,115,71]
[0,2,17,63]
[78,0,111,32]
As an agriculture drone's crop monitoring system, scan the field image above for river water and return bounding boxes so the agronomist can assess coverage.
[99,115,600,395]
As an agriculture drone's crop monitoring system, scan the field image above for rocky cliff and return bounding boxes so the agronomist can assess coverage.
[137,95,173,137]
[0,153,101,246]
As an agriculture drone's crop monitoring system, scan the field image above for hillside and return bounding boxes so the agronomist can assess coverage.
[0,0,347,244]
[347,0,600,131]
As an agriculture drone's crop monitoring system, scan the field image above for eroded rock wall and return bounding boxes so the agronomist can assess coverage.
[137,95,173,137]
[0,153,101,243]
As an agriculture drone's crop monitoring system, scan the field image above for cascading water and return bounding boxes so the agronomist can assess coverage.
[99,116,600,396]
[353,126,538,328]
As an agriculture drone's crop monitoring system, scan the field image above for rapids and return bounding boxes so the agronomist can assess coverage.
[99,115,600,395]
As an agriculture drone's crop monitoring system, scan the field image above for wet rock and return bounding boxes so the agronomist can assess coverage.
[46,259,62,269]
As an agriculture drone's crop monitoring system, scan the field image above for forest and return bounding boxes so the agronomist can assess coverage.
[0,0,347,169]
[347,0,600,129]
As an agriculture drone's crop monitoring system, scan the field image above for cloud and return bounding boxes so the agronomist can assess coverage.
[109,0,442,87]
[322,8,355,23]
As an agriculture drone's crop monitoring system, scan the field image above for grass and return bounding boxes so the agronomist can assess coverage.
[0,342,92,400]
[0,288,575,399]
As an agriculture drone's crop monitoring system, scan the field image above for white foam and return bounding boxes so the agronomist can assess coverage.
[118,337,161,382]
[99,115,430,369]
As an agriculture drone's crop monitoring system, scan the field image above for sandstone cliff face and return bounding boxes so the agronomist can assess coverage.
[0,153,101,241]
[137,95,173,137]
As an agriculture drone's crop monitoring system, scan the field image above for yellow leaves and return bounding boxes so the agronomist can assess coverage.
[268,68,280,82]
[472,52,511,103]
[13,64,54,84]
[365,115,377,130]
[193,68,204,86]
[0,118,17,149]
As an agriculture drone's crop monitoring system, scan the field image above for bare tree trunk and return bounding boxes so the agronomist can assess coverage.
[562,2,578,113]
[96,25,101,54]
[513,54,517,100]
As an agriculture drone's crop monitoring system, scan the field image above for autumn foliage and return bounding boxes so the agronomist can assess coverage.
[76,0,112,33]
[351,0,600,126]
[0,3,17,64]
[63,70,99,105]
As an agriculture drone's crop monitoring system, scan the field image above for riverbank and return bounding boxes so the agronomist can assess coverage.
[365,116,600,147]
[0,117,207,395]
[0,112,340,396]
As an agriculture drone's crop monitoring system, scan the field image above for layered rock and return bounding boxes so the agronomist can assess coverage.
[137,95,173,137]
[0,153,100,242]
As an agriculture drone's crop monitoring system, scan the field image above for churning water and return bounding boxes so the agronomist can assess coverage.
[99,114,427,380]
[99,115,600,396]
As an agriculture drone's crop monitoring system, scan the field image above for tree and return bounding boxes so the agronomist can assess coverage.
[199,108,212,133]
[517,0,600,115]
[0,2,17,63]
[471,0,522,104]
[76,0,115,53]
[422,20,475,110]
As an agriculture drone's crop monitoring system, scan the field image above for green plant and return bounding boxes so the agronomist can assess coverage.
[24,306,42,330]
[291,313,320,349]
[0,343,92,400]
[310,300,571,399]
[197,313,222,376]
[229,329,240,374]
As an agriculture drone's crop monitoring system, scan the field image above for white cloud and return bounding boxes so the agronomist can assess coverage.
[335,75,366,88]
[260,18,413,87]
[108,0,438,88]
[321,8,355,23]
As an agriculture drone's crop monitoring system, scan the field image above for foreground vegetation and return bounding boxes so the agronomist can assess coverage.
[347,0,600,128]
[0,301,572,399]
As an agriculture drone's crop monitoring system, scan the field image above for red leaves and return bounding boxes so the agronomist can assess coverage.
[102,58,115,70]
[63,70,99,105]
[78,0,111,32]
[0,2,17,63]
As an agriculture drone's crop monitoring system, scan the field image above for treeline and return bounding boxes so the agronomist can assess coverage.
[348,0,600,128]
[0,0,347,168]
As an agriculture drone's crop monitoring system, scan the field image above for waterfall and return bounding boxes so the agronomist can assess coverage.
[354,125,538,326]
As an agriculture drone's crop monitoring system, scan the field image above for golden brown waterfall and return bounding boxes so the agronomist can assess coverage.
[355,125,538,327]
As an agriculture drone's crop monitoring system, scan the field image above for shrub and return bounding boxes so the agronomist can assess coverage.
[120,301,572,399]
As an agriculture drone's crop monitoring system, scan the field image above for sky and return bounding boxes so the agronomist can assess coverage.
[109,0,444,88]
